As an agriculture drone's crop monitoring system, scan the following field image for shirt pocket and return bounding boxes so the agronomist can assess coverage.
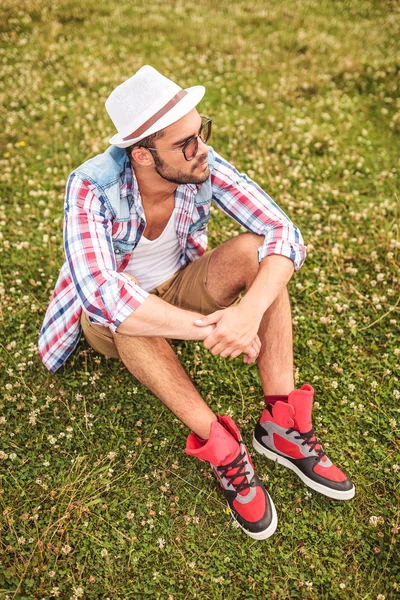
[112,238,135,258]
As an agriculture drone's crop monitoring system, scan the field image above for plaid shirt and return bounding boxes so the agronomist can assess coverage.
[39,146,306,373]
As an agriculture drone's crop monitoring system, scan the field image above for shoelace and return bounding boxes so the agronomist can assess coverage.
[287,428,326,459]
[217,450,252,493]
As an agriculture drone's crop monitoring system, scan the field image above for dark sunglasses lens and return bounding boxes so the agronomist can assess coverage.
[184,137,198,160]
[200,120,212,143]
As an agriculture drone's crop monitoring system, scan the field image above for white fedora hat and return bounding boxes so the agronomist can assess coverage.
[105,65,206,149]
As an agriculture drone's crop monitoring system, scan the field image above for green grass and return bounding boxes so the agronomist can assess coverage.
[0,0,399,598]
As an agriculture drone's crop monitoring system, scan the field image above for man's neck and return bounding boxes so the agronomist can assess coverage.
[132,162,177,205]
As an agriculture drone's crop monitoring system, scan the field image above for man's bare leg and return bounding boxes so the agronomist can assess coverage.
[113,232,292,439]
[255,288,294,395]
[113,333,217,439]
[205,233,295,396]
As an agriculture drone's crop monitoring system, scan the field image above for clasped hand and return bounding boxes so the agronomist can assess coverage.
[194,305,261,364]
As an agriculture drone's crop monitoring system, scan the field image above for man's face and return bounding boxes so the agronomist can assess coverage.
[149,109,210,185]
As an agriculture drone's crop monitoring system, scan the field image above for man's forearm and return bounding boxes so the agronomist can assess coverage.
[239,254,295,319]
[116,294,214,339]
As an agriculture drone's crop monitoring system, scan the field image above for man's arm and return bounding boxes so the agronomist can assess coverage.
[64,177,214,341]
[64,174,150,329]
[193,148,305,358]
[116,293,214,340]
[238,254,294,319]
[195,255,294,359]
[118,273,259,362]
[209,148,306,272]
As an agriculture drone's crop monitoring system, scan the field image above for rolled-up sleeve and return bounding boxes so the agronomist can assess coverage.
[210,149,306,271]
[64,173,149,330]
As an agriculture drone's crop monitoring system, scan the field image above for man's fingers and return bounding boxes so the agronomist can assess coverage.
[209,342,231,356]
[243,342,259,364]
[204,332,261,360]
[202,332,219,350]
[220,346,237,358]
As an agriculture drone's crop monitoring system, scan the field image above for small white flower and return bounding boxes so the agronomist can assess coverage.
[305,581,313,588]
[339,583,346,589]
[101,548,108,558]
[157,537,165,549]
[369,516,384,526]
[126,511,135,520]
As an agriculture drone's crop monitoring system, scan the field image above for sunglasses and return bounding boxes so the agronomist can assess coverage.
[144,116,212,161]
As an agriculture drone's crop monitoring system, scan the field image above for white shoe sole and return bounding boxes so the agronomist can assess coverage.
[253,436,355,501]
[229,492,278,540]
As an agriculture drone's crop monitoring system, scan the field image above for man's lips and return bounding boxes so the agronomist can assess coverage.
[197,158,208,169]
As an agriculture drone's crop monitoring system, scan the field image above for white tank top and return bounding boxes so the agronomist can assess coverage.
[124,209,182,292]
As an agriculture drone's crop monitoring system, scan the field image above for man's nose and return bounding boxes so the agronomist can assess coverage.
[197,137,209,155]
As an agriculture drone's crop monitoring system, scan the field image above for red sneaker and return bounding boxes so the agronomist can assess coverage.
[186,416,277,540]
[253,385,355,500]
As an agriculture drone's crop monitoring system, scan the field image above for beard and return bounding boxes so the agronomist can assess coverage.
[152,151,210,185]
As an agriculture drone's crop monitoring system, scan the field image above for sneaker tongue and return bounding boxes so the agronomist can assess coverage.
[218,438,241,467]
[185,419,249,495]
[288,384,314,432]
[216,421,250,495]
[217,423,242,467]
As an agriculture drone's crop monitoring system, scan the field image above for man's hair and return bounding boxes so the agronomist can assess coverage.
[125,129,166,161]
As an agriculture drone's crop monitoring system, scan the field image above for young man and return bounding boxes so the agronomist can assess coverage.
[39,65,355,540]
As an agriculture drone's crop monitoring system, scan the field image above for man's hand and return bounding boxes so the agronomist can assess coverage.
[194,306,262,363]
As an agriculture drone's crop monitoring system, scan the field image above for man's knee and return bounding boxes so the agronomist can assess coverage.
[234,233,263,277]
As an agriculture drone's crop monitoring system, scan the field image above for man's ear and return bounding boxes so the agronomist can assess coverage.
[130,146,154,167]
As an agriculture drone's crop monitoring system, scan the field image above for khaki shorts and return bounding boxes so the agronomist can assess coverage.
[80,249,238,359]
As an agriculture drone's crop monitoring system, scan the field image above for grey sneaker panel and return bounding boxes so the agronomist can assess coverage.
[211,442,257,505]
[259,421,331,466]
